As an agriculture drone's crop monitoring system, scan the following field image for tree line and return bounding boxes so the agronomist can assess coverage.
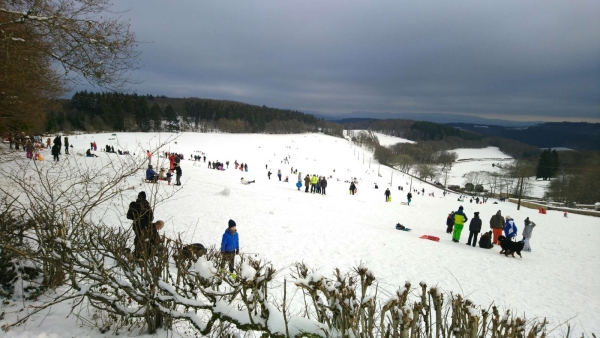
[344,119,541,160]
[45,91,345,137]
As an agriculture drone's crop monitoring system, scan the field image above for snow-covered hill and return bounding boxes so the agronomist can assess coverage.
[1,132,598,337]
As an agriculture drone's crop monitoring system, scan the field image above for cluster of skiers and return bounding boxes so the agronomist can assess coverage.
[446,208,536,252]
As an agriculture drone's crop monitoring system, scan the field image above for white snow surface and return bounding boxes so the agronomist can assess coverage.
[1,132,599,337]
[452,147,512,160]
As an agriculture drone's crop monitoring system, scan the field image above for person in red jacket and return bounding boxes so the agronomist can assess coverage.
[168,153,176,170]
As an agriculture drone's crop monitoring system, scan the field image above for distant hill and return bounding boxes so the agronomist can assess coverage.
[330,118,379,124]
[448,122,600,151]
[310,111,541,127]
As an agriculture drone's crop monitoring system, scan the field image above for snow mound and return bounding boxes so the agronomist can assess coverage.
[241,262,257,280]
[218,188,232,196]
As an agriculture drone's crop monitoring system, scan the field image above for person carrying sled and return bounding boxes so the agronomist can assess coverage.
[384,188,391,202]
[452,206,468,243]
[220,220,239,274]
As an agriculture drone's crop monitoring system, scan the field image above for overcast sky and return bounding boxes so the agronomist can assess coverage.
[85,0,600,122]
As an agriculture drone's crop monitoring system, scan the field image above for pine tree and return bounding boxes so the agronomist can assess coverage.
[536,149,550,180]
[163,104,179,132]
[549,149,560,178]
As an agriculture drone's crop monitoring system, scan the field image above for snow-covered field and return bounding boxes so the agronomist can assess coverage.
[2,132,599,337]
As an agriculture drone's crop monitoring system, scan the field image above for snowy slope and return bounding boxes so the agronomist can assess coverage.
[1,132,598,337]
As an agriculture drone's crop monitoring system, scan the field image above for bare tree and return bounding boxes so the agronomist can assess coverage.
[0,0,140,133]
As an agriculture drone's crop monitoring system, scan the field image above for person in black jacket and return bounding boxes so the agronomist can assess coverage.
[320,177,327,195]
[466,212,482,247]
[53,135,62,154]
[446,212,455,233]
[384,188,391,202]
[175,163,182,186]
[127,191,156,258]
[51,143,60,162]
[407,192,412,205]
[349,182,356,195]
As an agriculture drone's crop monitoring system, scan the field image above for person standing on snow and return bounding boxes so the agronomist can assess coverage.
[407,192,412,205]
[446,212,455,233]
[174,163,182,186]
[452,206,468,243]
[127,191,156,258]
[503,215,517,241]
[64,136,69,154]
[277,169,282,181]
[51,143,60,162]
[310,174,318,193]
[320,177,328,195]
[267,170,272,180]
[349,181,356,195]
[384,188,391,202]
[489,210,505,245]
[466,212,482,247]
[304,174,310,193]
[220,219,239,274]
[522,217,536,252]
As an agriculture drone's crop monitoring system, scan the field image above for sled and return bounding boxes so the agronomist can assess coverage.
[419,235,440,242]
[387,196,393,202]
[296,182,302,189]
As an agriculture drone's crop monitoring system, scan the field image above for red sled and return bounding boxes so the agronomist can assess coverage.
[419,235,440,242]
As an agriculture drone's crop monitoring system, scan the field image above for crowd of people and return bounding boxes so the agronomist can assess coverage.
[445,207,537,252]
[302,174,328,194]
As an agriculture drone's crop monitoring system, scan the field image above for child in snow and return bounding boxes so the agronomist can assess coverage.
[522,217,536,252]
[446,212,455,234]
[220,220,239,275]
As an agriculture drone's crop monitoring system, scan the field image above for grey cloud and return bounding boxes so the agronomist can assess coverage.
[85,0,600,122]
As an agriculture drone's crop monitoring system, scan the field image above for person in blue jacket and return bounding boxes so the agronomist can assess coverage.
[220,219,239,273]
[503,215,518,241]
[146,165,158,182]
